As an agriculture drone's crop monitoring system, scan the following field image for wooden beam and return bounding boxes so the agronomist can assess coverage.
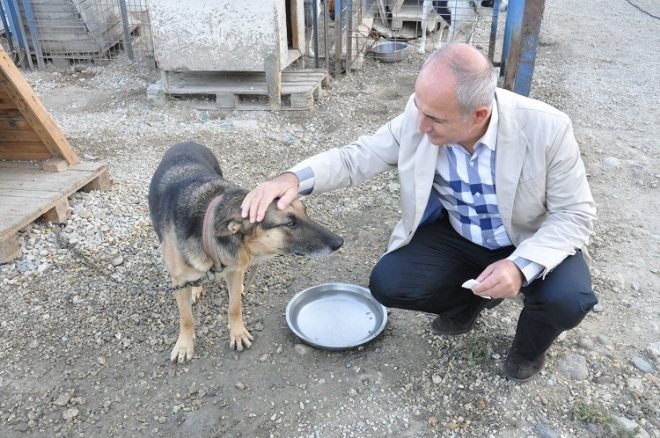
[0,45,80,164]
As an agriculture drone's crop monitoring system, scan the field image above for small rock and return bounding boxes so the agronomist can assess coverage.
[111,255,124,266]
[592,304,604,313]
[578,337,594,351]
[431,374,442,384]
[630,355,654,373]
[533,424,558,438]
[596,334,611,345]
[235,382,246,390]
[54,393,72,407]
[62,408,79,420]
[603,157,621,168]
[294,344,309,356]
[592,375,613,385]
[556,354,589,380]
[646,342,660,361]
[612,416,649,438]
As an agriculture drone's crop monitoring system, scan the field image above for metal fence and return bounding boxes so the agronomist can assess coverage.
[0,0,153,69]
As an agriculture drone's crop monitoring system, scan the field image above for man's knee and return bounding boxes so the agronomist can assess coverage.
[529,287,598,330]
[368,262,400,307]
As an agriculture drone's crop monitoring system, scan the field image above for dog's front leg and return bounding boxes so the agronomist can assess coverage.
[171,286,195,363]
[225,269,254,351]
[418,1,433,53]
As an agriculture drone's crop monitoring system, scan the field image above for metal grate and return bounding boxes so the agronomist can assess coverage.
[0,0,153,69]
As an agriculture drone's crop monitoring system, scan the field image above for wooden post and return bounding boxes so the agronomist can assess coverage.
[265,53,281,111]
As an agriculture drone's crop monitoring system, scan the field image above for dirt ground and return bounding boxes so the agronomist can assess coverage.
[1,0,659,436]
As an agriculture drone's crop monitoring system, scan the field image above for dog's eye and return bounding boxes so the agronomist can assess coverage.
[287,217,298,229]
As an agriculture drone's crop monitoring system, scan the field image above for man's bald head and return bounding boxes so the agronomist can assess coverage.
[418,43,497,116]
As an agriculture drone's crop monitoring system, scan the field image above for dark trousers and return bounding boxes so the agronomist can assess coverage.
[369,217,598,359]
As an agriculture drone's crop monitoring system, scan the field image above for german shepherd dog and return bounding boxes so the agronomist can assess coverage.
[148,142,343,363]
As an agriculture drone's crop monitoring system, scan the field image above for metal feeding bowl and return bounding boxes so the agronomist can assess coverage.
[286,283,388,350]
[371,41,409,63]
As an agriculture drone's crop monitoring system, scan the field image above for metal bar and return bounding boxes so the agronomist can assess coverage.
[513,0,544,95]
[323,0,330,72]
[0,0,16,53]
[334,0,343,76]
[21,0,43,69]
[345,0,352,74]
[501,0,524,87]
[312,0,319,68]
[488,0,502,64]
[8,0,32,69]
[118,0,134,60]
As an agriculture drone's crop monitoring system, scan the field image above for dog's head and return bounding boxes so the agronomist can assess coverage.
[478,0,507,12]
[214,199,343,259]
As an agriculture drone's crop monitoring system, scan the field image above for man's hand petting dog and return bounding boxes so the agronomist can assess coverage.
[241,172,300,223]
[472,259,523,299]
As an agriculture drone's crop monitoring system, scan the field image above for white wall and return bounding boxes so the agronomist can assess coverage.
[150,0,293,72]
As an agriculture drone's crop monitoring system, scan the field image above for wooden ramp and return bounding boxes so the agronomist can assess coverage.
[0,45,111,263]
[152,70,328,111]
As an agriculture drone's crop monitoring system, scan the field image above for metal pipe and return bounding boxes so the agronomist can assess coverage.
[312,0,319,68]
[488,0,501,64]
[335,0,342,76]
[21,0,43,69]
[0,0,16,54]
[118,0,133,61]
[345,0,352,74]
[9,0,32,69]
[323,0,329,72]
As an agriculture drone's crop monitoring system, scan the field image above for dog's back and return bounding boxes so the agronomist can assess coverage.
[148,142,232,242]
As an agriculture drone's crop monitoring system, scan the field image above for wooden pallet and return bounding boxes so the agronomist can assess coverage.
[152,70,328,111]
[0,161,111,262]
[0,45,111,263]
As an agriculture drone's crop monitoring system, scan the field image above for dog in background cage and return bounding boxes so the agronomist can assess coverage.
[417,0,508,54]
[304,0,336,57]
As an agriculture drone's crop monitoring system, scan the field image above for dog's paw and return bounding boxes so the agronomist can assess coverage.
[170,338,194,363]
[417,45,426,54]
[229,327,254,351]
[191,286,205,304]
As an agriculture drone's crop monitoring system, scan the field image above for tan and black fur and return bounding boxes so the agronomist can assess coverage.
[148,142,343,363]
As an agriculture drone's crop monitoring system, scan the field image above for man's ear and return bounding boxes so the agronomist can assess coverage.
[473,106,490,124]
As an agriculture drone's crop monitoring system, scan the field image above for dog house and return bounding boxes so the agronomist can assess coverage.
[0,46,110,263]
[148,0,327,111]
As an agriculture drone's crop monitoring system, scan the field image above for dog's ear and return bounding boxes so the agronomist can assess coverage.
[216,217,256,237]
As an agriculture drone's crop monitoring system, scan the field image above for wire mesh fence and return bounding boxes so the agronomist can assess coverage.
[0,0,153,69]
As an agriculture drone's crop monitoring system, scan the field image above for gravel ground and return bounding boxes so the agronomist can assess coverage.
[1,0,659,436]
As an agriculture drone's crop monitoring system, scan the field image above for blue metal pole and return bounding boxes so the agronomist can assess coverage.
[21,0,44,69]
[0,0,16,53]
[7,0,32,69]
[513,0,544,96]
[501,0,524,84]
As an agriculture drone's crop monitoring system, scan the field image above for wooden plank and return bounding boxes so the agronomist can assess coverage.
[0,161,108,240]
[0,149,52,161]
[0,130,42,142]
[0,46,80,164]
[0,118,33,131]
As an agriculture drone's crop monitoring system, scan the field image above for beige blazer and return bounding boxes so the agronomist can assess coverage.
[290,88,596,276]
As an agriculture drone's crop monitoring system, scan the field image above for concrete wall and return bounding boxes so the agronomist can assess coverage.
[150,0,301,72]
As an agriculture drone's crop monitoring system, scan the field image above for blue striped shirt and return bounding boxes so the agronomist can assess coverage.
[292,104,543,285]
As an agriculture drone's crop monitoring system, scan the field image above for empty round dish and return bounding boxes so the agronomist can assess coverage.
[371,41,409,63]
[286,283,388,350]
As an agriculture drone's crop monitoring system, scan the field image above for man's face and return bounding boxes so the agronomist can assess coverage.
[414,70,475,147]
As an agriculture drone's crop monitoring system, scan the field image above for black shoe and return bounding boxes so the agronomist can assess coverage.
[504,349,546,383]
[431,298,503,336]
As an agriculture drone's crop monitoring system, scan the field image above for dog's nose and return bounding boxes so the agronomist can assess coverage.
[331,235,344,251]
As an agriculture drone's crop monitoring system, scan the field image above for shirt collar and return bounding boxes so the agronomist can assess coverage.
[476,100,498,151]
